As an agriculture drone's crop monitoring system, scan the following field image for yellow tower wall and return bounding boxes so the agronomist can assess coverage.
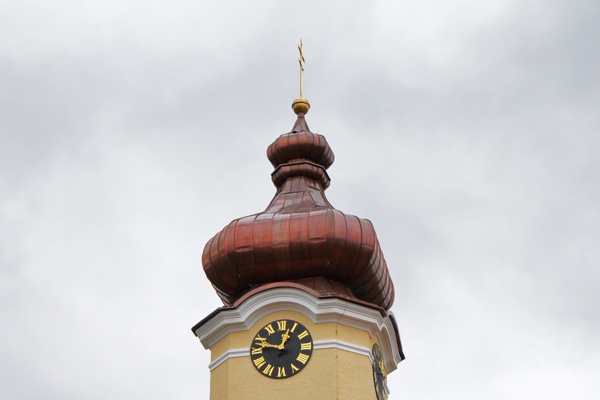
[193,287,402,400]
[209,310,380,399]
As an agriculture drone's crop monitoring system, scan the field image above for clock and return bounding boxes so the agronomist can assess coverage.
[250,319,313,379]
[372,343,388,400]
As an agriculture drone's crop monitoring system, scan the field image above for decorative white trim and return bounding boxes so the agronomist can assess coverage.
[194,287,402,372]
[208,348,248,370]
[208,340,374,371]
[315,340,373,360]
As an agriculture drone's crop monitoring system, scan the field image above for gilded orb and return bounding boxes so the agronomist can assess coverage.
[292,97,310,115]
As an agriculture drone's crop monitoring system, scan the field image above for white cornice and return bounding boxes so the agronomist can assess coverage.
[194,287,402,372]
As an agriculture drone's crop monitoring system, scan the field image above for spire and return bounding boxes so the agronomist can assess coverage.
[201,42,395,310]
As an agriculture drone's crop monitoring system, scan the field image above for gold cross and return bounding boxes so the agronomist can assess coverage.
[298,39,305,98]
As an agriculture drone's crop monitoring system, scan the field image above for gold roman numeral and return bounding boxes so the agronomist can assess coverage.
[262,364,274,376]
[253,356,266,369]
[254,335,266,343]
[251,347,262,355]
[277,366,286,377]
[291,364,300,373]
[290,322,298,332]
[300,342,312,351]
[297,330,309,339]
[296,353,309,364]
[277,320,287,331]
[264,324,275,335]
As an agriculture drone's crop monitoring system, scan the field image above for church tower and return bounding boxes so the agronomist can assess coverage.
[192,44,404,400]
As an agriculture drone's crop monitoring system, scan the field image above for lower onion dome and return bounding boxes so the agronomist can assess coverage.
[202,113,395,310]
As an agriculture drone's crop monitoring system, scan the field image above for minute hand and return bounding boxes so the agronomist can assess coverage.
[278,329,291,350]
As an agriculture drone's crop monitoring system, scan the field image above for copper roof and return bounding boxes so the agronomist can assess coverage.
[202,111,395,310]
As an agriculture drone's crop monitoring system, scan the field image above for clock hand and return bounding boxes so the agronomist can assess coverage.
[277,329,291,350]
[260,341,280,349]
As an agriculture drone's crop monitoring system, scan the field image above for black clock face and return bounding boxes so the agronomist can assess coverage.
[250,319,313,379]
[372,343,387,400]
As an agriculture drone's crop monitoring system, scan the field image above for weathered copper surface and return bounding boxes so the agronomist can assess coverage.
[203,113,395,310]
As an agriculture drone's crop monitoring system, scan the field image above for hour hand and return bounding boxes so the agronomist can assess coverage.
[260,340,279,349]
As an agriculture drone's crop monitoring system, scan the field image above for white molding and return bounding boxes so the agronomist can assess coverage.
[316,340,373,360]
[208,340,374,371]
[194,287,402,372]
[208,348,249,371]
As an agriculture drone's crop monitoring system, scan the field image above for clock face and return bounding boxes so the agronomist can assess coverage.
[372,343,387,400]
[250,319,313,379]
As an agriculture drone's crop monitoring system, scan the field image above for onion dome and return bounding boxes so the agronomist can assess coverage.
[202,102,395,310]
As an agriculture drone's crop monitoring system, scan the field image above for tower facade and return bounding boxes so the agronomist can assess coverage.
[192,97,404,399]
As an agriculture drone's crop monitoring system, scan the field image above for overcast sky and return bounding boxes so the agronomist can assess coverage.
[1,0,599,399]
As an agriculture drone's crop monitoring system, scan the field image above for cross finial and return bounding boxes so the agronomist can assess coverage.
[292,39,310,115]
[298,39,305,98]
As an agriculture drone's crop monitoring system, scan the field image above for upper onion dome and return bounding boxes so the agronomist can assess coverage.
[202,103,395,310]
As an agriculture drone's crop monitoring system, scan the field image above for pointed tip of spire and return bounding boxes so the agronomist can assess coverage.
[291,111,310,133]
[292,97,310,115]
